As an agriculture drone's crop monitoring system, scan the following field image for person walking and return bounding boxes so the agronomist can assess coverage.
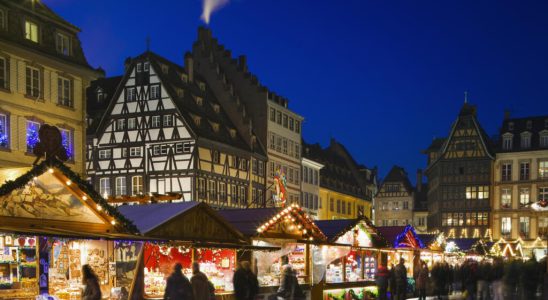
[82,264,102,300]
[275,264,305,300]
[190,262,215,300]
[416,261,429,300]
[491,259,504,300]
[476,261,491,300]
[388,264,397,300]
[164,263,193,300]
[376,263,390,300]
[233,261,259,300]
[394,258,407,300]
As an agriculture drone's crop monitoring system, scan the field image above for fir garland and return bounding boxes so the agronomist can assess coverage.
[0,158,139,234]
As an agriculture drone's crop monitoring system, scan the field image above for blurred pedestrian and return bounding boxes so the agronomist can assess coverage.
[416,261,429,300]
[491,259,504,300]
[376,263,390,300]
[275,264,305,300]
[82,264,102,300]
[394,258,407,300]
[164,263,192,300]
[191,262,215,300]
[233,261,259,300]
[389,264,396,300]
[476,261,491,300]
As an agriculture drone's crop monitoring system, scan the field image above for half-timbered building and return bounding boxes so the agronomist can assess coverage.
[86,51,267,208]
[423,103,494,238]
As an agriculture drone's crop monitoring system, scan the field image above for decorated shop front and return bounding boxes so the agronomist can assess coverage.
[313,217,388,300]
[118,202,250,299]
[219,204,327,299]
[0,159,141,300]
[377,225,428,279]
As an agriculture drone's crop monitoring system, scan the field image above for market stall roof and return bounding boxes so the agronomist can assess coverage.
[444,238,493,255]
[118,202,247,244]
[0,158,138,235]
[315,217,388,248]
[491,238,524,258]
[218,204,327,242]
[377,225,425,249]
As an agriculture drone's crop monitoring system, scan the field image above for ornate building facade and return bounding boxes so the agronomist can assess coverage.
[424,103,494,238]
[375,166,415,227]
[492,115,548,241]
[304,139,376,220]
[192,27,304,207]
[0,0,100,180]
[86,52,267,208]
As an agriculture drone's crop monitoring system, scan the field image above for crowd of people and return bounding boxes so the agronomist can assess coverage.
[376,257,546,300]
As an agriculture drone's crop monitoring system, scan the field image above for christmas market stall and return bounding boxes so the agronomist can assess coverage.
[312,216,388,300]
[118,202,253,300]
[0,158,142,300]
[416,233,445,267]
[490,238,525,259]
[218,203,327,299]
[376,225,428,280]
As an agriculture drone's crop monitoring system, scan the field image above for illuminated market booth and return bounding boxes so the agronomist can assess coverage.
[376,225,430,279]
[0,159,142,300]
[439,238,493,265]
[117,202,252,299]
[312,217,388,300]
[490,238,525,259]
[218,204,327,299]
[416,233,445,267]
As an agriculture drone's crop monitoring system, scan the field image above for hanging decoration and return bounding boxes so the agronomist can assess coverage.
[273,168,287,207]
[256,204,326,241]
[393,225,425,249]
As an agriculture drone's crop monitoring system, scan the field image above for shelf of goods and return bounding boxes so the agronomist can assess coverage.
[0,234,38,300]
[257,244,308,287]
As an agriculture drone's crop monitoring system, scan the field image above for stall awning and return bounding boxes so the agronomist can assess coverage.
[218,204,327,242]
[0,225,154,241]
[315,217,388,248]
[119,202,247,244]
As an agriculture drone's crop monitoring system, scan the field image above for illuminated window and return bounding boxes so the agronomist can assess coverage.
[501,217,511,236]
[99,178,110,197]
[132,176,143,195]
[115,177,126,196]
[25,20,38,42]
[56,32,70,55]
[501,188,512,209]
[59,128,73,159]
[539,217,548,238]
[26,120,40,153]
[539,187,548,202]
[539,161,548,179]
[25,65,40,98]
[519,188,530,207]
[0,113,8,148]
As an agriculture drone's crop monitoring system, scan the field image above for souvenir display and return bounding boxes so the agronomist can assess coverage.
[143,243,192,298]
[0,234,38,299]
[258,244,308,286]
[195,249,235,292]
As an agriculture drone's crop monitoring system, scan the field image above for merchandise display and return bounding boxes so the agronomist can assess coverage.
[48,239,111,300]
[323,286,378,300]
[258,244,307,286]
[0,234,38,299]
[195,249,235,292]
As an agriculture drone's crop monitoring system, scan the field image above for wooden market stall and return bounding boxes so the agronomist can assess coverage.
[218,203,327,300]
[0,158,142,300]
[312,217,388,300]
[117,201,258,300]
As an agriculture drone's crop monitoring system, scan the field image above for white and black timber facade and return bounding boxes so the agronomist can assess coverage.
[86,51,267,208]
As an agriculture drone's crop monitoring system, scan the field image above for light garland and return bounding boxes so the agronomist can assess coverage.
[256,203,326,241]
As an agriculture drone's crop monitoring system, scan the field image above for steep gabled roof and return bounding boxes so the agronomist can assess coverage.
[380,165,413,194]
[315,217,388,247]
[86,76,123,135]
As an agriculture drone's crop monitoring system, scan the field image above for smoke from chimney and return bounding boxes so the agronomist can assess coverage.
[201,0,229,24]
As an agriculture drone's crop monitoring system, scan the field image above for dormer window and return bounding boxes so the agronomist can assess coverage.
[25,20,38,43]
[192,115,201,126]
[143,62,150,72]
[520,132,531,149]
[55,32,70,56]
[198,82,206,91]
[136,63,142,73]
[508,122,514,131]
[526,120,532,130]
[229,129,236,138]
[210,121,219,133]
[195,96,203,106]
[176,88,184,97]
[97,88,105,102]
[212,104,220,114]
[502,133,513,150]
[540,131,548,148]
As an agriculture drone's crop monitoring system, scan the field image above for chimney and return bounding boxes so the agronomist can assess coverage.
[504,109,511,120]
[238,55,247,72]
[184,52,193,82]
[416,169,423,192]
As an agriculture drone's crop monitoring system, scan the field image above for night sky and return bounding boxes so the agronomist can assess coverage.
[47,0,548,183]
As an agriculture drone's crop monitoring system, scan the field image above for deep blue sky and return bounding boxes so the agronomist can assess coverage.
[47,0,547,182]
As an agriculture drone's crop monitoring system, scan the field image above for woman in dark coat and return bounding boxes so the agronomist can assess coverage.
[82,264,102,300]
[233,261,259,300]
[164,263,193,300]
[275,265,305,300]
[416,261,429,300]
